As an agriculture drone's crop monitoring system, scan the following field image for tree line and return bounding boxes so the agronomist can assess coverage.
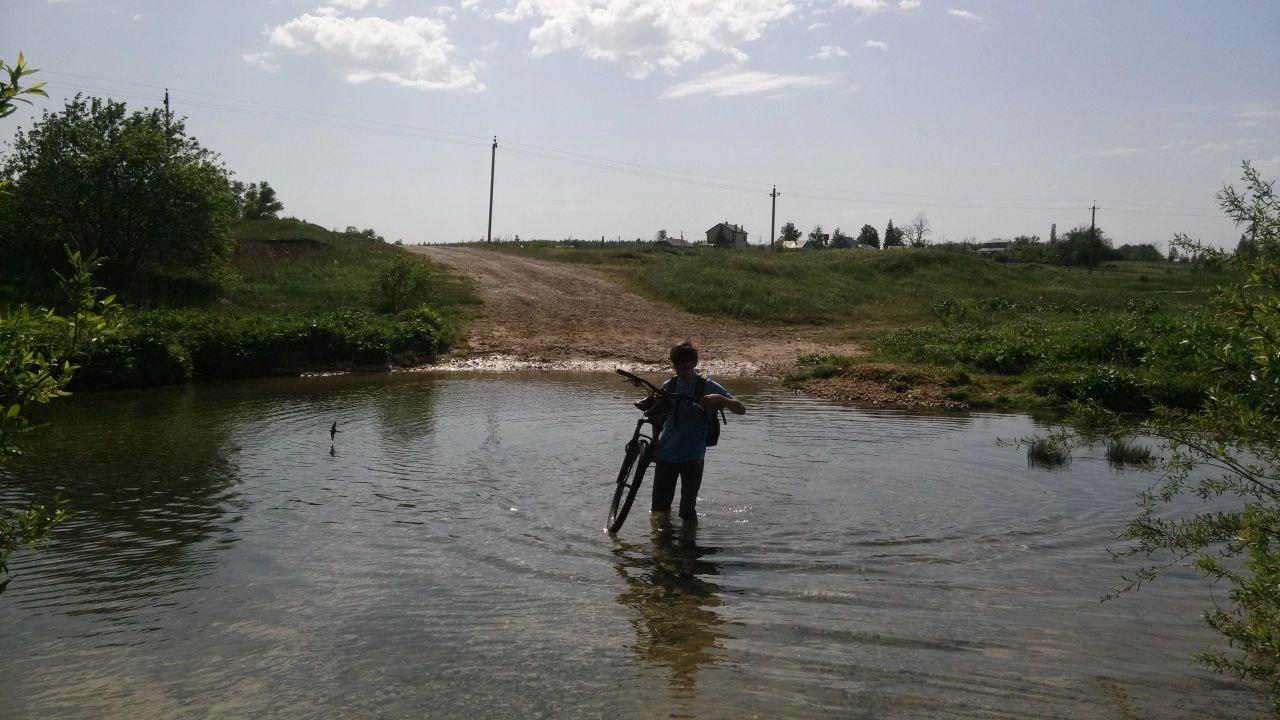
[775,212,931,250]
[775,213,1196,270]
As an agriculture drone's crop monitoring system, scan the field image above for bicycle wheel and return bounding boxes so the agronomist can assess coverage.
[606,438,650,533]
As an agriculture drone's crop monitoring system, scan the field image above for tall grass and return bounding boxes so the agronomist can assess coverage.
[1106,438,1156,469]
[1026,436,1072,469]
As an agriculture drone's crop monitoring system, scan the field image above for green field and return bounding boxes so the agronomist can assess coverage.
[484,241,1245,411]
[488,242,1231,329]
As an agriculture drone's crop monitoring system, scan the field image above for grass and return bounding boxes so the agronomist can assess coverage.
[1106,438,1156,469]
[489,241,1237,412]
[1026,436,1073,469]
[870,300,1216,411]
[486,242,1231,327]
[785,353,859,381]
[228,219,479,327]
[15,218,482,391]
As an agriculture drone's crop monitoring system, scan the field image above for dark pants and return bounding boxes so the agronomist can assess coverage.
[651,459,704,520]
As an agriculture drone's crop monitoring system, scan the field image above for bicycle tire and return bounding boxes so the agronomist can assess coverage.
[606,438,650,533]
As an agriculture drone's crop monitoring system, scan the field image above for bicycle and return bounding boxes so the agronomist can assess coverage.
[606,368,709,533]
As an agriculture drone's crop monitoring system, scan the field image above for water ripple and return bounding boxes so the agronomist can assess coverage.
[0,372,1265,719]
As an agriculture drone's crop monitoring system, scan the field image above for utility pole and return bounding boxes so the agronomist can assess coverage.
[770,185,780,251]
[1089,203,1098,272]
[163,88,171,147]
[487,135,497,243]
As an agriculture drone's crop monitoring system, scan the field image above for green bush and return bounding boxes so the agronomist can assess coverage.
[66,306,452,390]
[73,325,193,389]
[376,256,435,313]
[0,96,236,297]
[877,306,1217,412]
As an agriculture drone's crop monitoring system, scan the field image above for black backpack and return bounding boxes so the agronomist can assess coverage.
[663,375,726,447]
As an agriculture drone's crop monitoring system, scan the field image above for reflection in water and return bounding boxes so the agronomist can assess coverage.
[371,380,440,445]
[613,516,725,703]
[0,386,242,618]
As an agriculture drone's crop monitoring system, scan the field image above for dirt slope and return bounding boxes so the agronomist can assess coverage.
[408,245,859,377]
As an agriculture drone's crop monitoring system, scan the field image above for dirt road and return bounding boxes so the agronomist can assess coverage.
[408,245,859,377]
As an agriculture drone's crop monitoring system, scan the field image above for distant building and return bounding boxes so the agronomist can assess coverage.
[976,240,1012,255]
[655,237,690,248]
[706,222,748,249]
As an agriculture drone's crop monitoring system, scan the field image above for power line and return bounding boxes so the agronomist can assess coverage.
[39,70,492,144]
[43,80,491,150]
[34,72,1228,220]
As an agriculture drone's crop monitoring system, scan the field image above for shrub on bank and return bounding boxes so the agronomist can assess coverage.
[785,353,858,382]
[68,306,451,390]
[874,308,1213,411]
[376,255,436,313]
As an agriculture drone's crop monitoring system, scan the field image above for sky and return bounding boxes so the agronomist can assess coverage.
[4,0,1279,247]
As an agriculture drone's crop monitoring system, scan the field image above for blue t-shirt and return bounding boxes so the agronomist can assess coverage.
[655,376,733,463]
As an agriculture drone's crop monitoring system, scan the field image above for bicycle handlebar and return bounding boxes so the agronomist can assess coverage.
[615,368,660,393]
[615,368,708,416]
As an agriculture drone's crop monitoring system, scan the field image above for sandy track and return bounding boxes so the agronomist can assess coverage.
[408,245,859,377]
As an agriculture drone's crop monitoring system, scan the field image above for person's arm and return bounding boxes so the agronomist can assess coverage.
[701,392,746,415]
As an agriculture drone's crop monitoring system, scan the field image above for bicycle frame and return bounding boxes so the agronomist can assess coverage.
[607,368,708,533]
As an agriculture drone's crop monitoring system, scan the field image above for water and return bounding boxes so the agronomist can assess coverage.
[0,372,1265,718]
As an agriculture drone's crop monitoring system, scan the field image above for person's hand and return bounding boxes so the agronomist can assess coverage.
[699,394,723,410]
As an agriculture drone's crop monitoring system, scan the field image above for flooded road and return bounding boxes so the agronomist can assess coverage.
[0,372,1264,718]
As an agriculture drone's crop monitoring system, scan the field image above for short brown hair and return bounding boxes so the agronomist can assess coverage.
[669,341,698,365]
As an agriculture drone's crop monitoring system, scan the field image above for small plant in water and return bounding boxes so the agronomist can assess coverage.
[1106,438,1155,470]
[1026,436,1072,469]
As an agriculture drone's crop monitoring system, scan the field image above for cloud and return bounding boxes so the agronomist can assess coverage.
[243,51,282,73]
[1192,141,1232,154]
[838,0,888,12]
[810,45,849,59]
[495,0,798,78]
[325,0,390,10]
[1234,109,1280,120]
[947,8,979,20]
[897,0,921,9]
[266,13,483,91]
[807,21,830,30]
[1093,147,1144,158]
[864,39,888,50]
[663,66,834,99]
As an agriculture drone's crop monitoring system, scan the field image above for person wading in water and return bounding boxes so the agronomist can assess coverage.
[652,342,746,522]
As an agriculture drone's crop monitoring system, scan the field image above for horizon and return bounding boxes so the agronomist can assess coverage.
[4,0,1279,248]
